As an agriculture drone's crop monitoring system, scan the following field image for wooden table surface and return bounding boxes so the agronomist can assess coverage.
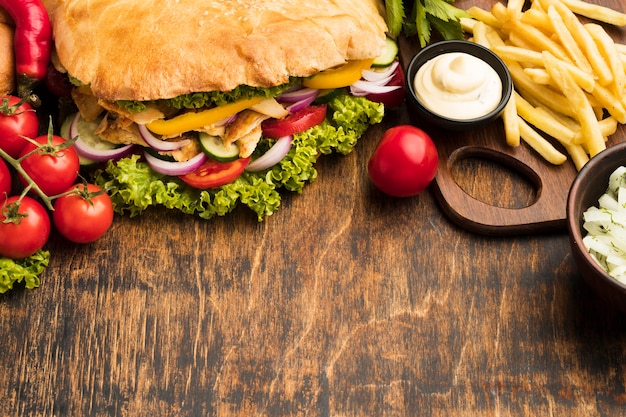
[2,0,626,416]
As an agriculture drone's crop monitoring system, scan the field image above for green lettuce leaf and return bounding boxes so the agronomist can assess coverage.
[93,92,384,221]
[0,250,50,294]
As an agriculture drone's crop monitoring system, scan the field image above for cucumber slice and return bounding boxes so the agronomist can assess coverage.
[198,133,240,162]
[60,114,99,166]
[372,36,399,67]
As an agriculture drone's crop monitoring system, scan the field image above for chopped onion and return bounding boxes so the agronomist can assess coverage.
[70,113,135,161]
[138,124,190,152]
[582,165,626,283]
[144,150,207,176]
[277,87,319,103]
[245,135,292,172]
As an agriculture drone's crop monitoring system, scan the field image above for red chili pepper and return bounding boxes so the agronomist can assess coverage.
[0,0,51,98]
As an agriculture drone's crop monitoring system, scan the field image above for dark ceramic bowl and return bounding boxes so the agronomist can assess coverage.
[566,141,626,313]
[405,40,513,131]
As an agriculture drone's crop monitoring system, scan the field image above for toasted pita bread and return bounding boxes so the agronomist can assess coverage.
[43,0,388,101]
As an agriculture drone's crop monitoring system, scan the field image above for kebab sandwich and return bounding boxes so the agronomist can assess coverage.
[43,0,398,220]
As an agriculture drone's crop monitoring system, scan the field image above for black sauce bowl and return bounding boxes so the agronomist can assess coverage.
[405,40,513,131]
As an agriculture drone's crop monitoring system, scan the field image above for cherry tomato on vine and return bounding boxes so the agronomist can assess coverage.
[367,125,438,197]
[0,158,11,201]
[0,96,39,158]
[0,195,50,259]
[261,104,327,139]
[53,183,114,244]
[365,62,406,109]
[18,134,80,196]
[179,157,250,189]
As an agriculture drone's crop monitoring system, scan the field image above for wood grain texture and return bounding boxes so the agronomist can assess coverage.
[2,0,626,416]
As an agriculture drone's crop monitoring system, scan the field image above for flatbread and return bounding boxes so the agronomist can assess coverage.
[43,0,388,101]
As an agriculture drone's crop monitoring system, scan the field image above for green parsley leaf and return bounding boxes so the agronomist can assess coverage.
[385,0,406,38]
[384,0,468,47]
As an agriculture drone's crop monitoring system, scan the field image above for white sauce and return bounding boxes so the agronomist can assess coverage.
[413,52,502,120]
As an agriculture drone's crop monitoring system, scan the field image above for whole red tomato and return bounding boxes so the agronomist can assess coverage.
[368,125,438,197]
[0,158,11,201]
[0,96,40,158]
[0,195,50,259]
[53,183,114,243]
[365,62,406,109]
[18,134,80,196]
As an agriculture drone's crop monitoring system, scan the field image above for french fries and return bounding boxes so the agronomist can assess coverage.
[464,0,626,169]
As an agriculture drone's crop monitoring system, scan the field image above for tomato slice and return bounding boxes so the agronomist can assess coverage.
[261,104,327,139]
[179,157,250,189]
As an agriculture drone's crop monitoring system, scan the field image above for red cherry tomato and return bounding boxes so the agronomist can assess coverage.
[179,157,250,189]
[53,183,114,244]
[0,96,40,158]
[261,104,327,139]
[365,62,406,109]
[367,125,438,197]
[0,195,50,259]
[18,134,80,196]
[0,158,11,201]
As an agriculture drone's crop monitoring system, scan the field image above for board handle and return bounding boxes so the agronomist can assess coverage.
[431,146,569,236]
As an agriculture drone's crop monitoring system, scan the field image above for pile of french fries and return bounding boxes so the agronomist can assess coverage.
[462,0,626,170]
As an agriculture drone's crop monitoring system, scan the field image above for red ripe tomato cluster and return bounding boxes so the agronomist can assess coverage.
[0,95,114,259]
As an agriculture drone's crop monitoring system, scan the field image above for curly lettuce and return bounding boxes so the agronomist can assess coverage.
[0,250,50,294]
[93,92,384,221]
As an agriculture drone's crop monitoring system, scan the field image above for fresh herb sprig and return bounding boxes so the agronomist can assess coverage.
[385,0,470,47]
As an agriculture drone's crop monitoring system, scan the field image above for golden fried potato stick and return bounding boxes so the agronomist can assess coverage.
[494,45,595,91]
[520,8,553,33]
[539,0,613,85]
[471,20,491,47]
[502,94,520,147]
[506,18,570,61]
[514,90,577,145]
[507,0,526,20]
[466,6,502,29]
[508,63,577,118]
[542,51,606,156]
[491,2,511,25]
[588,83,626,124]
[585,23,626,105]
[559,0,626,26]
[564,143,589,170]
[517,117,568,165]
[546,5,593,74]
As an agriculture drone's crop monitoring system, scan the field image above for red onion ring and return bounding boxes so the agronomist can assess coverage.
[286,95,318,113]
[144,150,207,176]
[70,113,135,161]
[138,124,190,152]
[245,135,292,172]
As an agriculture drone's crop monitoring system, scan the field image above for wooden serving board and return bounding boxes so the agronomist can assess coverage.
[399,37,625,236]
